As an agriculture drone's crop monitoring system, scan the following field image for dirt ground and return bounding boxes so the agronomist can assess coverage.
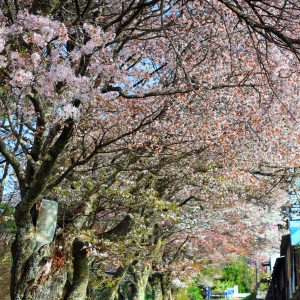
[0,245,11,300]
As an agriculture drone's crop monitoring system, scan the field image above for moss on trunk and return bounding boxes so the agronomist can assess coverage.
[65,239,91,300]
[151,274,163,300]
[132,261,152,300]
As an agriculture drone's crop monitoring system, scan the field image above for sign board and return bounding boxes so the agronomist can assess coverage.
[289,219,300,246]
[289,207,300,220]
[35,199,58,251]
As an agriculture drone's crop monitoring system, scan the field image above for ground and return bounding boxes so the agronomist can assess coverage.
[0,245,11,300]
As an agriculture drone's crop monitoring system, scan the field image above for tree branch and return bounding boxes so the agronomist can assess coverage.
[97,215,135,241]
[218,0,300,55]
[101,85,191,99]
[28,94,47,161]
[0,139,24,182]
[102,82,257,99]
[15,119,74,222]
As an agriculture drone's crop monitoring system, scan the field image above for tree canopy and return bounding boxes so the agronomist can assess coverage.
[0,1,299,299]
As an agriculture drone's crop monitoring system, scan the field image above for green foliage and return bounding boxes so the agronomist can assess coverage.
[0,203,16,232]
[173,284,204,300]
[198,265,219,278]
[174,289,190,300]
[220,257,255,293]
[187,283,204,300]
[195,258,255,295]
[258,272,269,291]
[213,280,235,293]
[259,272,269,280]
[0,203,14,215]
[259,282,268,291]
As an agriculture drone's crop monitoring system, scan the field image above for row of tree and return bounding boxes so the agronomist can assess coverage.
[0,0,299,299]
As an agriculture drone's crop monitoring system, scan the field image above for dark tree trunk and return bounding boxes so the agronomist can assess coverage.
[8,118,76,299]
[151,273,163,300]
[10,228,69,300]
[10,223,92,300]
[161,275,173,300]
[65,239,92,300]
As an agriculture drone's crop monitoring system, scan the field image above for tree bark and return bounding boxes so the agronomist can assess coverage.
[161,275,173,300]
[65,239,92,300]
[164,290,173,300]
[97,264,131,300]
[131,261,152,300]
[10,223,92,300]
[0,161,9,202]
[151,273,163,300]
[10,234,69,300]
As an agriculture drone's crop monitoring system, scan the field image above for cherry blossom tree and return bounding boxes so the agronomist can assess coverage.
[0,1,299,299]
[88,155,289,300]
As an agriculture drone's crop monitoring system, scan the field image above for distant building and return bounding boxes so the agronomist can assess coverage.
[266,234,300,299]
[266,174,300,299]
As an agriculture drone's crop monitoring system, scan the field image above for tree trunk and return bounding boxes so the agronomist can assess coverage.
[161,274,173,300]
[131,261,152,300]
[97,264,131,300]
[65,239,92,300]
[10,224,91,300]
[164,290,173,300]
[151,273,163,300]
[10,226,69,300]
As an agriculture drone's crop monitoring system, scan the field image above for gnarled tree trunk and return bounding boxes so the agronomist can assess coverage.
[11,233,68,299]
[10,224,92,300]
[10,191,97,300]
